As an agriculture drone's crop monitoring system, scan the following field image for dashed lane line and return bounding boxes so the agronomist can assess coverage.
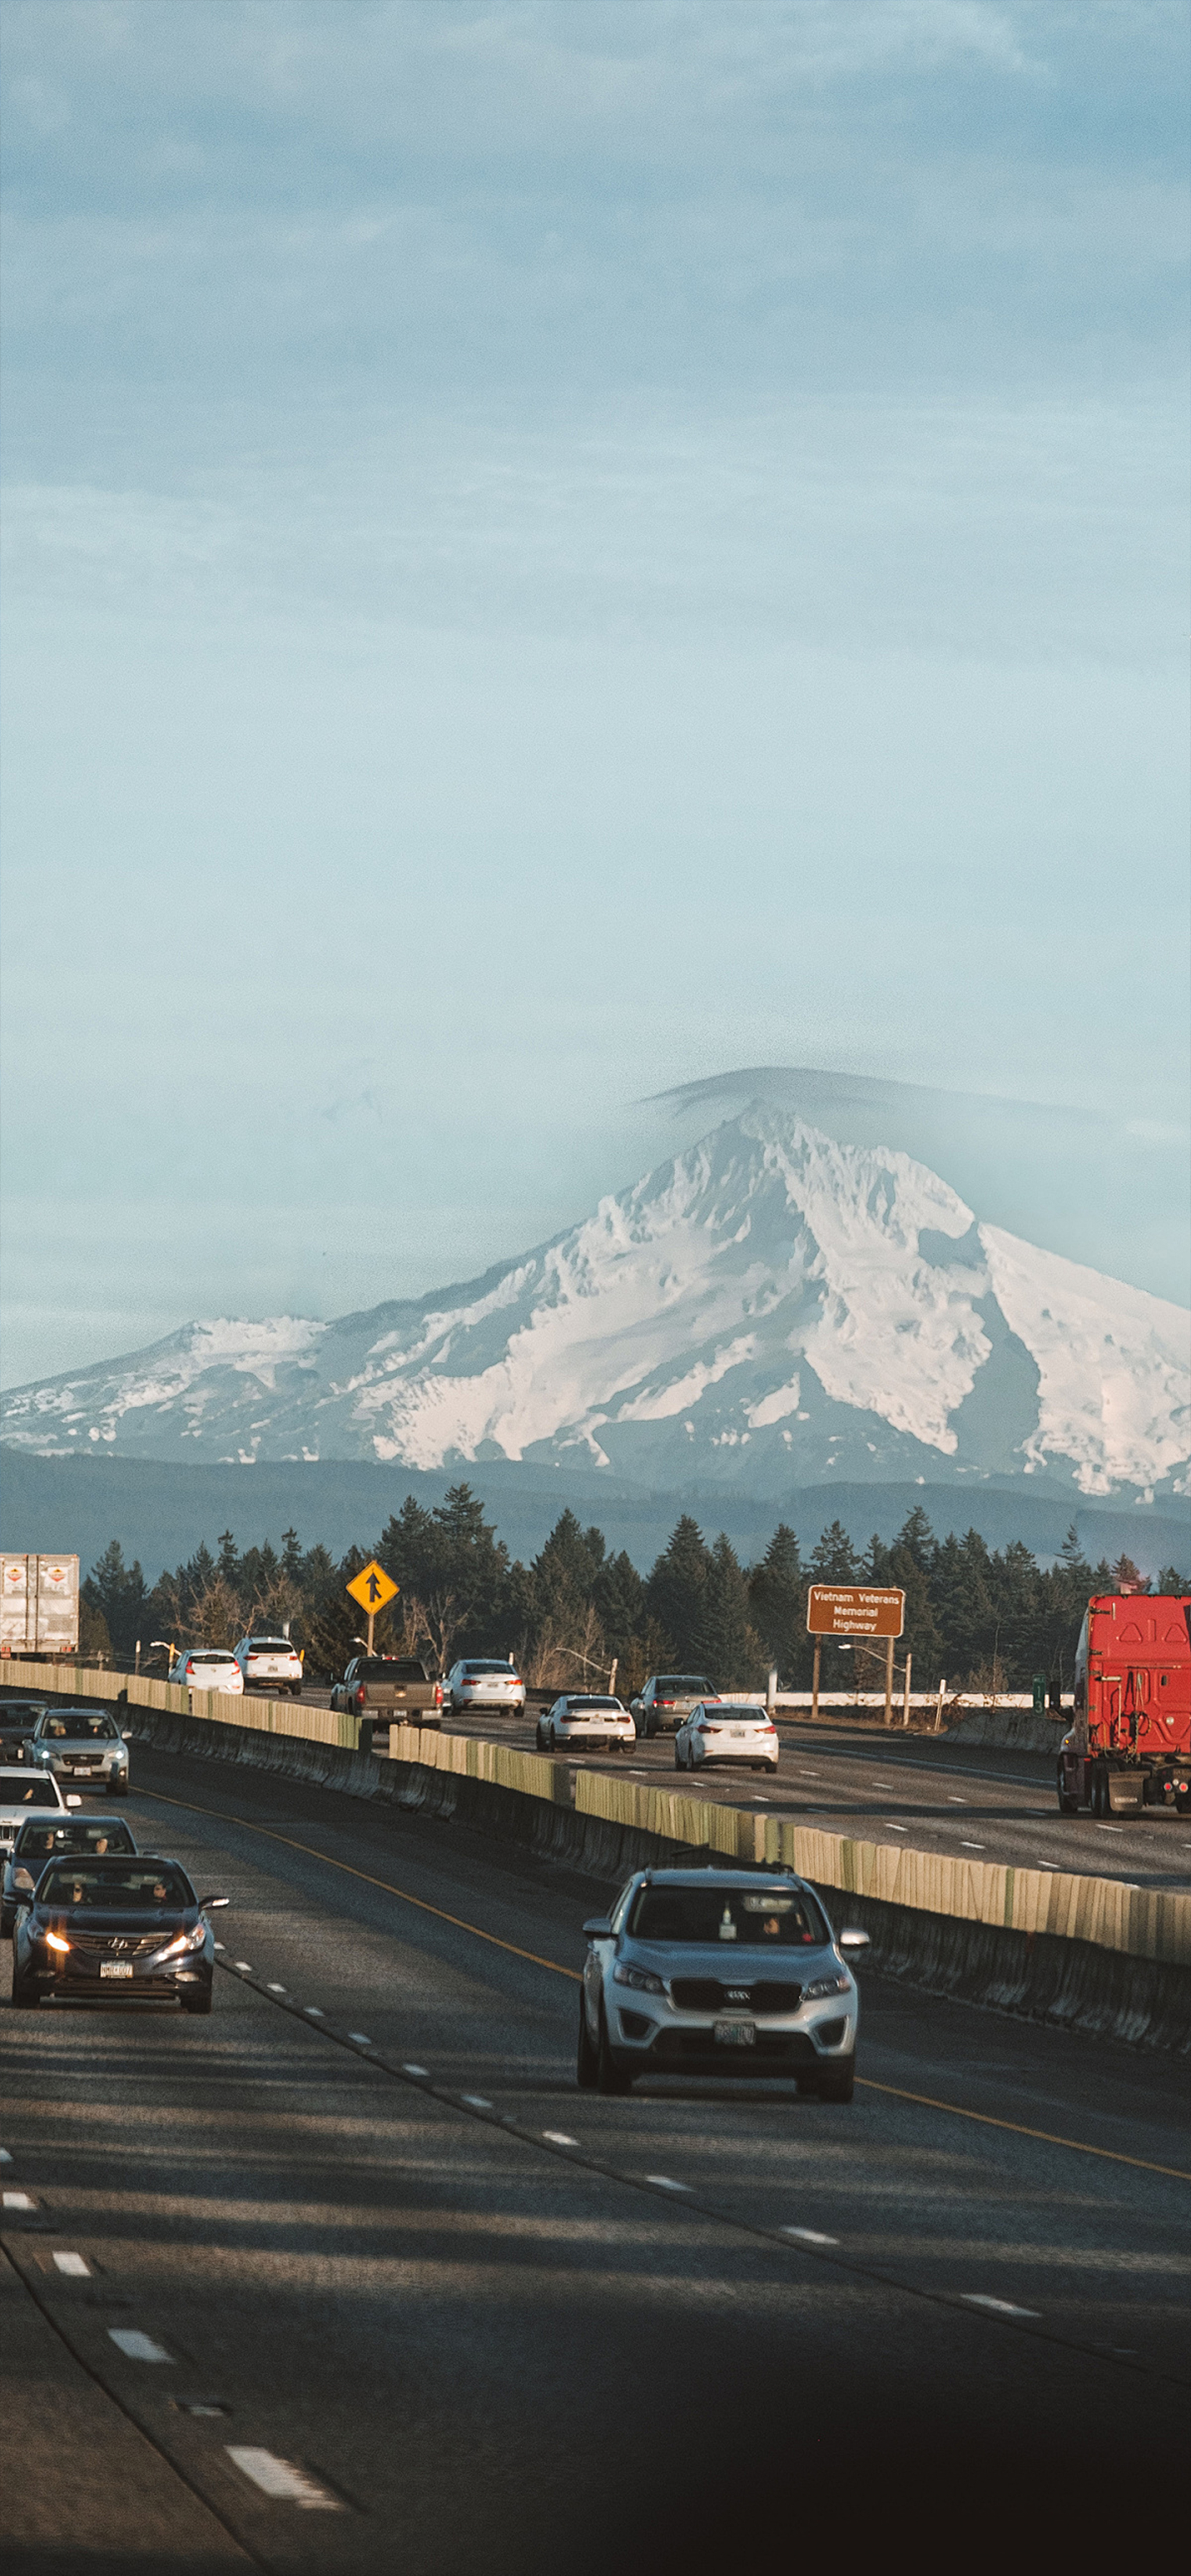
[139,1784,1191,2182]
[192,1953,1186,2387]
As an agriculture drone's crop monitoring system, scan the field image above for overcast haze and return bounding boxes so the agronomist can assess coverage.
[2,1,1188,1390]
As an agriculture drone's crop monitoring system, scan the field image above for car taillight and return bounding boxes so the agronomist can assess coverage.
[434,1685,443,1706]
[658,1700,674,1708]
[698,1723,721,1734]
[355,1685,367,1709]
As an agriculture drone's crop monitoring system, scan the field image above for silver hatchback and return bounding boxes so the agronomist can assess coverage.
[578,1868,868,2101]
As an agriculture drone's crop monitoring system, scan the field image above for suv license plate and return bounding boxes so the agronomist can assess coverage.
[714,2019,755,2046]
[99,1960,134,1978]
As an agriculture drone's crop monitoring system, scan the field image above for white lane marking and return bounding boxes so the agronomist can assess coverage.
[1038,1861,1058,1869]
[233,1960,253,1971]
[2,2191,35,2210]
[947,1797,968,1805]
[461,2093,493,2109]
[961,1841,987,1850]
[646,2175,691,2192]
[226,2447,343,2510]
[109,2328,174,2362]
[962,2294,1040,2320]
[213,1941,226,1952]
[0,2149,12,2163]
[402,2063,429,2076]
[304,2006,324,2018]
[348,2033,373,2046]
[782,2226,838,2245]
[267,1982,286,1993]
[1092,1825,1124,1835]
[543,2130,579,2146]
[52,2249,91,2276]
[884,1823,907,1831]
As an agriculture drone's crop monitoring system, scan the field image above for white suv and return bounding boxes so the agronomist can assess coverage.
[234,1636,304,1698]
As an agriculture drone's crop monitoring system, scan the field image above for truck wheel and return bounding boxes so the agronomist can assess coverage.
[1091,1766,1107,1817]
[1056,1766,1078,1815]
[576,1993,598,2090]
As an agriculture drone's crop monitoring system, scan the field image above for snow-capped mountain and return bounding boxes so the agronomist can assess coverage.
[4,1113,1188,1502]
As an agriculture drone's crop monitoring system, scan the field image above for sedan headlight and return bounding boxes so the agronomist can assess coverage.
[802,1971,851,2000]
[42,1930,71,1954]
[146,1923,207,1969]
[613,1962,666,1996]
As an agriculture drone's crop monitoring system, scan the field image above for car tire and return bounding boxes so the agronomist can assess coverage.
[814,2058,856,2104]
[596,2005,632,2096]
[673,1742,684,1769]
[1090,1765,1106,1817]
[11,1968,38,2007]
[110,1779,129,1798]
[182,1988,213,2016]
[576,1993,599,2090]
[1056,1765,1079,1815]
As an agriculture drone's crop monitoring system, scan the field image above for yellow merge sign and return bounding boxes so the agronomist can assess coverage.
[345,1560,399,1615]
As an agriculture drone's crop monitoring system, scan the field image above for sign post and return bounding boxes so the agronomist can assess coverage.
[806,1584,905,1728]
[345,1560,399,1656]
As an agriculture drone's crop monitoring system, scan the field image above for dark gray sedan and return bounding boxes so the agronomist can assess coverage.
[12,1854,228,2012]
[578,1867,868,2101]
[2,1813,138,1938]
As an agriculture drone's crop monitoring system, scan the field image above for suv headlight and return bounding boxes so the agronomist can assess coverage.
[803,1971,851,2000]
[613,1962,666,1996]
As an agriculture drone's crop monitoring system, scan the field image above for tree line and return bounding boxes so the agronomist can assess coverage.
[79,1486,1188,1699]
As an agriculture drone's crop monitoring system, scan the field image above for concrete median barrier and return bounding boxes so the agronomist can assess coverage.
[8,1657,1189,2049]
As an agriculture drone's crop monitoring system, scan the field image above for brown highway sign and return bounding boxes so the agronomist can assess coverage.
[806,1584,905,1638]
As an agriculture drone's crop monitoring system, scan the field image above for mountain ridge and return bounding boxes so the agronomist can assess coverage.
[3,1110,1188,1504]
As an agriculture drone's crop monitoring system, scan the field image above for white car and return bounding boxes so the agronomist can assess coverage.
[168,1649,244,1697]
[234,1636,304,1698]
[674,1701,779,1774]
[445,1659,526,1715]
[30,1706,132,1797]
[0,1765,79,1858]
[536,1695,636,1753]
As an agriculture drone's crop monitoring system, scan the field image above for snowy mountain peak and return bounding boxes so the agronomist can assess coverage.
[3,1110,1188,1502]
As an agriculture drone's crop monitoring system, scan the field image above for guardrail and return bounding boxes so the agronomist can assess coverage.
[8,1660,1189,1972]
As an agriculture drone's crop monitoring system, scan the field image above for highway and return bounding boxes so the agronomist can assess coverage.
[3,1743,1188,2573]
[301,1690,1191,1892]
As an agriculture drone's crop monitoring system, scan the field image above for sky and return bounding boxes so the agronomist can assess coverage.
[2,0,1188,1391]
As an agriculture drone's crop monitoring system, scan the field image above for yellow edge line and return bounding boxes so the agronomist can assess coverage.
[142,1786,1189,2180]
[140,1786,581,1982]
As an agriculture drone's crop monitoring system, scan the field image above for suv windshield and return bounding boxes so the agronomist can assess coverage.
[41,1713,118,1741]
[15,1819,136,1859]
[38,1863,194,1909]
[629,1885,829,1947]
[656,1677,712,1695]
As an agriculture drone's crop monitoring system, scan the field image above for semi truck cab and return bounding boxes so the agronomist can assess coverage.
[1058,1593,1191,1817]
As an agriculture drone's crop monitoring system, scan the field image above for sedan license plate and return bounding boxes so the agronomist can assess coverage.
[729,1727,745,1738]
[99,1960,134,1978]
[714,2018,755,2047]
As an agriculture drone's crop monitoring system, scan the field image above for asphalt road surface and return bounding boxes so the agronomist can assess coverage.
[2,1745,1188,2575]
[298,1696,1191,1893]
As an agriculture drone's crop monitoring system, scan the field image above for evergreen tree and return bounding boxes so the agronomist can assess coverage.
[1157,1564,1189,1593]
[216,1530,240,1587]
[645,1517,712,1664]
[82,1540,147,1657]
[695,1534,762,1687]
[809,1519,859,1582]
[591,1551,645,1658]
[748,1523,807,1683]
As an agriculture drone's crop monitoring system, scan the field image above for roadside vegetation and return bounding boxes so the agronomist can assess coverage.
[78,1492,1188,1701]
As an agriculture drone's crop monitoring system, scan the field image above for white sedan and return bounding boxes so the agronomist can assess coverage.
[674,1701,779,1774]
[0,1765,80,1858]
[168,1649,244,1696]
[445,1659,526,1714]
[536,1695,636,1753]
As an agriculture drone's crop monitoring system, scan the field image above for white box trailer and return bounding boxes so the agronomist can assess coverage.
[0,1554,80,1657]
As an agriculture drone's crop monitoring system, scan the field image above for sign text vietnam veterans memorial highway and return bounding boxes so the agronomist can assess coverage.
[806,1584,905,1637]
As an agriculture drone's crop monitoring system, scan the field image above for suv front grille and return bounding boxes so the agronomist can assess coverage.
[669,1979,803,2014]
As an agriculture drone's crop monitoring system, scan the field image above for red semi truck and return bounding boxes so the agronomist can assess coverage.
[1058,1593,1191,1818]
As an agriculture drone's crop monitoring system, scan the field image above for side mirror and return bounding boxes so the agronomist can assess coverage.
[66,1795,82,1808]
[201,1895,230,1911]
[582,1917,612,1941]
[121,1730,132,1742]
[839,1927,869,1952]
